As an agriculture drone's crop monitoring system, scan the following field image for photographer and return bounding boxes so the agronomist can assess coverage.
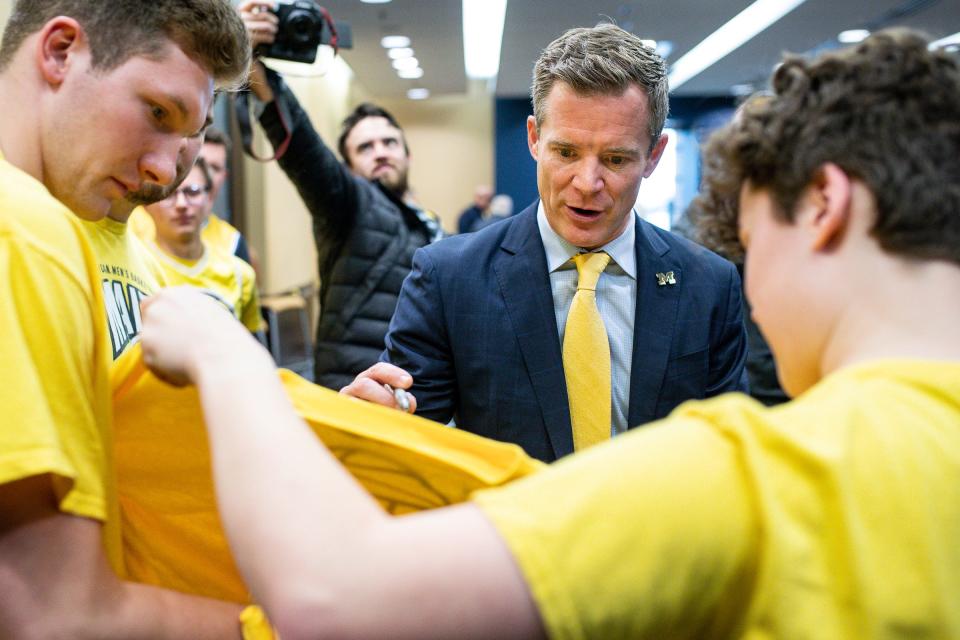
[240,0,443,390]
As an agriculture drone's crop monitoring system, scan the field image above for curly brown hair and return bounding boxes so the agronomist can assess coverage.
[693,29,960,265]
[0,0,249,89]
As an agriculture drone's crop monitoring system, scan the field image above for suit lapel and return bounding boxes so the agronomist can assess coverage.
[492,205,573,458]
[627,220,682,426]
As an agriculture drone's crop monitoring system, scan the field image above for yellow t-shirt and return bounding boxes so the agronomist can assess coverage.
[0,152,121,571]
[81,216,167,359]
[110,344,543,602]
[474,360,960,639]
[149,243,263,332]
[129,207,244,258]
[127,205,156,243]
[201,214,244,257]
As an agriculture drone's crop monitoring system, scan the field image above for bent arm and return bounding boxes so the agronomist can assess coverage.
[205,366,541,640]
[0,475,242,639]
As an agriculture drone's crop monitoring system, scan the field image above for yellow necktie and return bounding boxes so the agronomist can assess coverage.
[563,251,612,451]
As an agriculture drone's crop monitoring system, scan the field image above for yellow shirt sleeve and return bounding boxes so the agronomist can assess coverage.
[473,417,759,640]
[0,219,112,524]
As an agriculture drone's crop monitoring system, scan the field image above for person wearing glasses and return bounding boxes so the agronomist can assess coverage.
[143,158,264,340]
[129,127,261,275]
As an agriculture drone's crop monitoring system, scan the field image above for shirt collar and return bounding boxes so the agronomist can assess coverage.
[537,200,637,278]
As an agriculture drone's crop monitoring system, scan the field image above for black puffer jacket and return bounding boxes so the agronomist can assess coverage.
[259,71,440,390]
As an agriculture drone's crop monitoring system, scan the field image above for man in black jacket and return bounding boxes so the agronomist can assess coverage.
[241,1,443,390]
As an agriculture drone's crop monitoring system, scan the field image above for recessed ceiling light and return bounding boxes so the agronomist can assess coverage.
[392,57,419,71]
[930,31,960,50]
[730,83,755,96]
[381,35,411,49]
[388,47,415,59]
[398,68,424,79]
[838,29,870,44]
[463,0,507,78]
[407,88,430,100]
[361,0,391,4]
[669,0,808,90]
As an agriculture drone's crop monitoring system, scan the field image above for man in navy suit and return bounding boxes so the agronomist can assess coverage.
[343,24,748,462]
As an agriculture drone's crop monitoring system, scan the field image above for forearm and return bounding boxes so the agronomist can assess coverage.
[191,340,388,615]
[0,482,242,640]
[185,355,542,640]
[88,580,242,640]
[141,289,541,639]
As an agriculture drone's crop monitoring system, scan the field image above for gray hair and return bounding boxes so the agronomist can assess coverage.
[531,23,669,150]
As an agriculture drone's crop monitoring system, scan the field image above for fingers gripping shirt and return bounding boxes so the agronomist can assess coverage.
[0,152,120,571]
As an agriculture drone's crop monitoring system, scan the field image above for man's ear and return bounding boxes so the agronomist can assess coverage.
[37,17,85,87]
[526,115,540,162]
[642,133,669,178]
[803,162,852,252]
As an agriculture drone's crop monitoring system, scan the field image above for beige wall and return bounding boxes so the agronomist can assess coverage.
[0,0,9,26]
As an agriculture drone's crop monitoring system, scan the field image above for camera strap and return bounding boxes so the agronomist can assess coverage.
[231,68,294,162]
[318,6,340,54]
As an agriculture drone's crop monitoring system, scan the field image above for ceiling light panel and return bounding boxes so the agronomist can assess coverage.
[669,0,808,90]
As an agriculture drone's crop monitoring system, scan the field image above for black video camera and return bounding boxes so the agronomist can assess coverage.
[256,0,352,65]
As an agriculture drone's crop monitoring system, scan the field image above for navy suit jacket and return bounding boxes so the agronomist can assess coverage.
[383,203,748,461]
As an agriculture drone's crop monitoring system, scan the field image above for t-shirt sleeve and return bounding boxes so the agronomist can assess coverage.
[472,417,760,639]
[0,233,110,521]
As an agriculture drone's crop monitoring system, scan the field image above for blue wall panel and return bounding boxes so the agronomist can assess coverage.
[494,97,539,210]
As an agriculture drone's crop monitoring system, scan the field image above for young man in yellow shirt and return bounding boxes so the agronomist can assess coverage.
[141,29,960,638]
[130,127,260,271]
[144,158,264,337]
[0,1,258,637]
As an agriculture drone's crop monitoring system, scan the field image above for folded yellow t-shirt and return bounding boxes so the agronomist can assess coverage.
[111,344,543,602]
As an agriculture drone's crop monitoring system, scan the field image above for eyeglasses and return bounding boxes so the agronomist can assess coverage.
[164,183,208,205]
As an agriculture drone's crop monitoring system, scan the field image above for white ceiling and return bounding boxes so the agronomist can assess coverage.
[315,0,960,99]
